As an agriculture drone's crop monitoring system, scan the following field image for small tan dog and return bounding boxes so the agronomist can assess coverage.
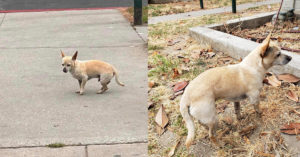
[61,51,124,95]
[180,34,292,148]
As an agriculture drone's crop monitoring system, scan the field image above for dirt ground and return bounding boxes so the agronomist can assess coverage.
[148,5,300,157]
[148,0,268,17]
[229,19,300,51]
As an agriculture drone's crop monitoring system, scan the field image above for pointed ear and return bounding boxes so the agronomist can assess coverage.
[61,50,65,58]
[260,33,272,57]
[72,51,78,60]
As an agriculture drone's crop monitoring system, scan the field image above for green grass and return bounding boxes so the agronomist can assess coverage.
[47,143,65,148]
[148,54,179,77]
[148,44,164,50]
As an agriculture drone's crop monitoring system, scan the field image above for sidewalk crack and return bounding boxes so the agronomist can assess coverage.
[0,13,6,27]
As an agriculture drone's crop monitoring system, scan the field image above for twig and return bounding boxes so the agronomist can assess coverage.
[272,0,284,32]
[283,30,300,33]
[280,47,300,52]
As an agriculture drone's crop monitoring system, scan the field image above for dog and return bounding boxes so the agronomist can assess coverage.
[61,51,124,95]
[180,34,292,148]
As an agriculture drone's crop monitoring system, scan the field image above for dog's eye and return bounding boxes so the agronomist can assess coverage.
[67,64,70,66]
[276,53,281,57]
[62,64,64,66]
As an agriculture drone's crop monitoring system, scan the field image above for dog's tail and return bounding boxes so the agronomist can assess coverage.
[179,92,195,149]
[112,66,125,86]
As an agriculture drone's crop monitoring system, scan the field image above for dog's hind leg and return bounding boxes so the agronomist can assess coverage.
[234,102,241,120]
[189,97,217,144]
[97,73,113,94]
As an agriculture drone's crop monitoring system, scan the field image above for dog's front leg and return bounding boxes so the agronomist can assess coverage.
[79,78,87,95]
[234,102,241,120]
[248,91,262,116]
[76,80,82,93]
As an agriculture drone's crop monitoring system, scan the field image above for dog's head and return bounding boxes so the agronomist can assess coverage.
[259,34,292,69]
[60,51,78,73]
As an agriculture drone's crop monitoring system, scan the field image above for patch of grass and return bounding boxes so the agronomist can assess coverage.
[47,143,65,148]
[148,44,164,50]
[148,54,179,77]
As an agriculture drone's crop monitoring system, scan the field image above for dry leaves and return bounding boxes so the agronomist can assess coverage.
[286,90,299,102]
[173,81,188,92]
[167,139,180,157]
[280,123,300,135]
[155,105,169,135]
[264,75,281,87]
[239,125,257,136]
[277,74,300,83]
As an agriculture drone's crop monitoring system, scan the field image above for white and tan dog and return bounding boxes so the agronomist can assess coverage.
[61,51,124,95]
[180,34,292,148]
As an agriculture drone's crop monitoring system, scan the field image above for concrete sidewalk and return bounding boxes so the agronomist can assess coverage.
[0,9,147,156]
[149,0,280,24]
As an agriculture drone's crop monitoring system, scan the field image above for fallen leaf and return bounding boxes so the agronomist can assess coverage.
[173,81,188,92]
[265,75,281,87]
[280,123,300,135]
[152,51,159,56]
[168,140,180,157]
[183,58,190,63]
[148,102,155,110]
[167,40,180,46]
[170,90,184,100]
[206,52,216,58]
[277,74,300,83]
[243,136,250,144]
[155,105,169,128]
[156,125,166,135]
[286,90,299,102]
[148,81,156,88]
[222,116,233,125]
[239,125,256,135]
[172,68,179,79]
[277,36,283,42]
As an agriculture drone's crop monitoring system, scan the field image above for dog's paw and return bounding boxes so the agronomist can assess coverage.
[79,91,84,95]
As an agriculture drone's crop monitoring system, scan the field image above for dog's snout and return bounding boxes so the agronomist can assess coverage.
[63,68,67,73]
[286,55,292,62]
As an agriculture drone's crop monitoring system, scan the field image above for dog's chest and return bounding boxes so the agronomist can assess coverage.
[71,70,85,80]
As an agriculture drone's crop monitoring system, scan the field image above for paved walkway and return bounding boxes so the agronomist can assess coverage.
[0,9,147,156]
[149,0,280,24]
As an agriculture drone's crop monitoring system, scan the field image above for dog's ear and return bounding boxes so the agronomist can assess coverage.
[61,50,65,58]
[260,33,272,57]
[72,51,78,60]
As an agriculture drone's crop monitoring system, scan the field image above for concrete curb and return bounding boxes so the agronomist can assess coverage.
[189,22,300,77]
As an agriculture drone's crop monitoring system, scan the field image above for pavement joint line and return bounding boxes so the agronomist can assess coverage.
[132,25,147,43]
[0,44,145,49]
[85,145,88,157]
[0,13,6,27]
[0,141,148,149]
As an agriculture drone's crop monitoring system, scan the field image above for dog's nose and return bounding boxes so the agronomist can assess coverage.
[63,68,67,73]
[286,56,292,61]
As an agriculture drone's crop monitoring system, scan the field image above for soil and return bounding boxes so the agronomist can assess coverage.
[230,19,300,52]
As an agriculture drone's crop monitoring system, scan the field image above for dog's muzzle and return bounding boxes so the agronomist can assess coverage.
[284,55,292,64]
[63,68,67,73]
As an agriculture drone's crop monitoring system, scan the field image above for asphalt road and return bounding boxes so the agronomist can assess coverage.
[0,0,147,11]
